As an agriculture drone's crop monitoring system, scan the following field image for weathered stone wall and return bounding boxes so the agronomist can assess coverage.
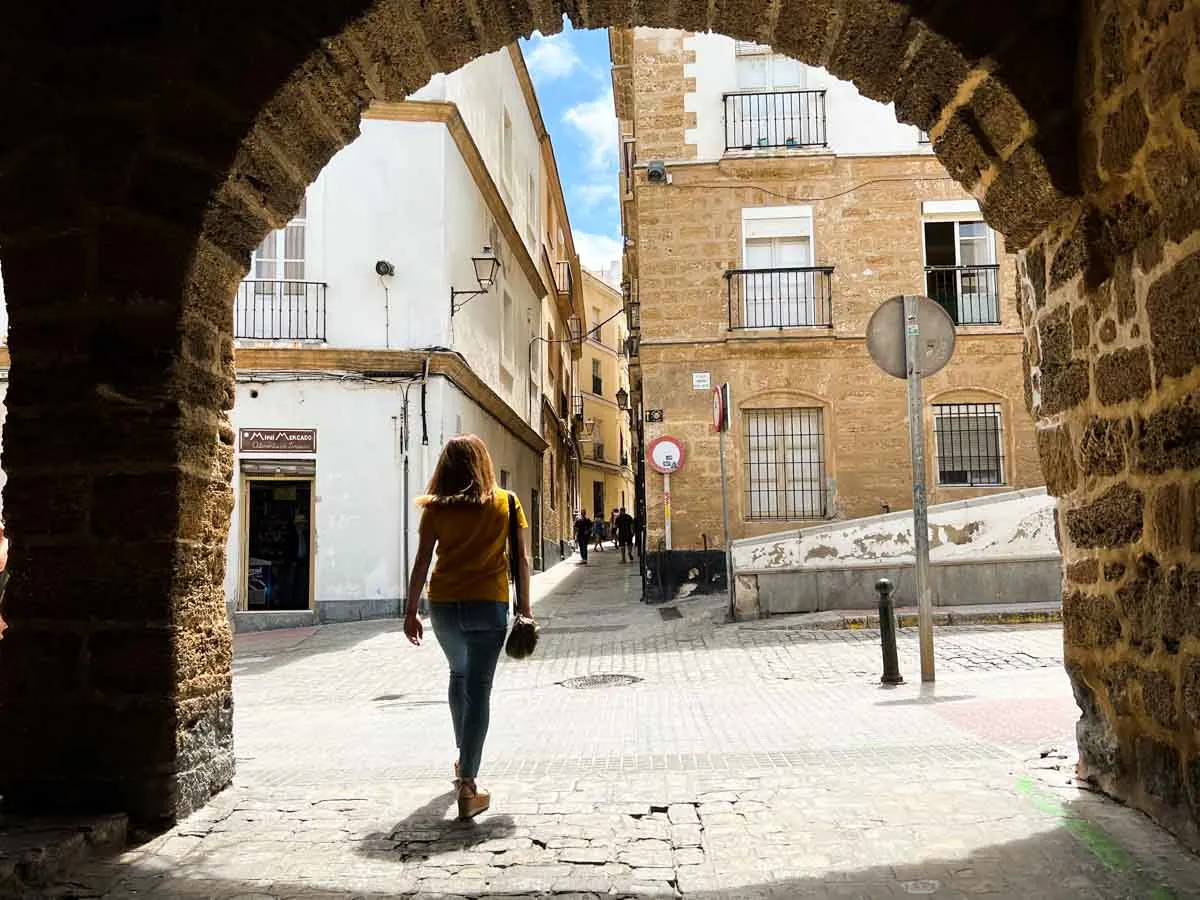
[1020,0,1200,847]
[4,0,1184,835]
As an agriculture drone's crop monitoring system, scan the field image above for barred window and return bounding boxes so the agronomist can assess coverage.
[934,403,1004,486]
[744,408,827,519]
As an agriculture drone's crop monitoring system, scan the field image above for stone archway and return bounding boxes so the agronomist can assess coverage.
[0,0,1196,844]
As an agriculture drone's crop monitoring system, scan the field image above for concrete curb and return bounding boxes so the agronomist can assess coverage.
[748,602,1062,631]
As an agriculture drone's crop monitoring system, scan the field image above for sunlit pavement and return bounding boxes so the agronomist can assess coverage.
[57,551,1200,898]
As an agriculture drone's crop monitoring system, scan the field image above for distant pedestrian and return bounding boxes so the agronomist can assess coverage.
[632,511,644,559]
[405,435,533,821]
[592,517,605,552]
[615,508,635,563]
[574,510,593,564]
[609,508,620,549]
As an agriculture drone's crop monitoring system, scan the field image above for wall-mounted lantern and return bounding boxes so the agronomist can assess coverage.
[450,246,501,316]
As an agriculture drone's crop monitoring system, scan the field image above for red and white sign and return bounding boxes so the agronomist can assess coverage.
[712,383,731,433]
[647,436,685,474]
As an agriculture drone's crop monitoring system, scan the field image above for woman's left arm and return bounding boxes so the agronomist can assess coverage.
[517,526,533,618]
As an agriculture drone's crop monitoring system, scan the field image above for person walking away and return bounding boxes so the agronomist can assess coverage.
[405,435,533,821]
[574,510,593,564]
[615,507,635,563]
[609,509,620,550]
[592,516,605,553]
[632,511,644,560]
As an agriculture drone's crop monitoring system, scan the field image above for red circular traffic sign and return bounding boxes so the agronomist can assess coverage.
[647,436,685,474]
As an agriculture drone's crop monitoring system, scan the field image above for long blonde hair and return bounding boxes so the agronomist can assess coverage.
[416,434,498,507]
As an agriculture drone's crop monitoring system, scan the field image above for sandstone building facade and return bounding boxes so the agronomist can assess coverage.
[578,269,635,533]
[611,28,1044,589]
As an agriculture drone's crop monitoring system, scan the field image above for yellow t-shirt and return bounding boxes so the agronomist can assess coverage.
[422,490,528,604]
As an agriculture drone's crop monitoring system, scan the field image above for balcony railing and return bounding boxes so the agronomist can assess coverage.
[925,265,1000,325]
[236,280,327,341]
[724,90,827,152]
[555,260,572,295]
[726,267,834,329]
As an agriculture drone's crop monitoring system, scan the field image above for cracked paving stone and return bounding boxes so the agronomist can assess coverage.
[667,804,699,825]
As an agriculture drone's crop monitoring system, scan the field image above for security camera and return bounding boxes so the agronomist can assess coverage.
[375,260,395,277]
[646,161,671,184]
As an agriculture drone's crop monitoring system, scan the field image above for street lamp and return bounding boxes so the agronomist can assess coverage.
[450,246,501,316]
[616,387,629,410]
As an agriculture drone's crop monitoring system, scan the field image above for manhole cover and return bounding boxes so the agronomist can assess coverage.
[559,674,643,690]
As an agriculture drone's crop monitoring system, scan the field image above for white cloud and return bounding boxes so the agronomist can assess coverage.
[573,231,623,284]
[572,181,618,209]
[563,89,618,171]
[525,33,582,80]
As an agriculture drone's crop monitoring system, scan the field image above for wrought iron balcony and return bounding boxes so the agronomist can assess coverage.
[236,280,327,341]
[724,90,827,152]
[925,265,1001,325]
[726,266,835,330]
[555,260,572,295]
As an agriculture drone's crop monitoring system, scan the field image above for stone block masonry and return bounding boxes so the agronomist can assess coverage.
[0,0,1192,852]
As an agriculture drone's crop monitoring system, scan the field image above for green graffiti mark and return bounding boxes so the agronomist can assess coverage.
[1016,776,1175,899]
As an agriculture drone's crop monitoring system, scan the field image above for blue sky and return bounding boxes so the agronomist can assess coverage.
[519,22,622,281]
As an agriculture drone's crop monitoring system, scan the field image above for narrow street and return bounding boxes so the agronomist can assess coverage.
[61,552,1200,898]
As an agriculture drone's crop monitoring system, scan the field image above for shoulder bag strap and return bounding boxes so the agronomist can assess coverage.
[507,491,522,616]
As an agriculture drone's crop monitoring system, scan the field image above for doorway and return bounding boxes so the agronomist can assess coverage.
[593,481,605,523]
[244,478,313,611]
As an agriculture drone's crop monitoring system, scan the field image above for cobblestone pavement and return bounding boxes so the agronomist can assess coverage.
[50,552,1200,898]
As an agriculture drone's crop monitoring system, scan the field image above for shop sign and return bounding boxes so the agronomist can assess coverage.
[240,428,317,453]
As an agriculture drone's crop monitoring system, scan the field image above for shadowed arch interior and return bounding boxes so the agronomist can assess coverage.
[1,0,1198,853]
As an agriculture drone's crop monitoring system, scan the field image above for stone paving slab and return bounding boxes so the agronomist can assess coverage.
[37,552,1200,898]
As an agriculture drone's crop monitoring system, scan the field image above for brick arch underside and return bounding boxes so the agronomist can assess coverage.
[14,0,1196,839]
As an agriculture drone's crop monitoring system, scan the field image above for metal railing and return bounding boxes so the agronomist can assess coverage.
[724,90,827,152]
[726,266,835,329]
[236,280,327,341]
[925,265,1000,325]
[555,260,572,295]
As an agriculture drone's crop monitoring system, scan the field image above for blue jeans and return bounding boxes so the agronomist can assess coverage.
[429,601,508,779]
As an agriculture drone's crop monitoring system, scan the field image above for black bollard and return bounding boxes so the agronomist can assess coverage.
[876,577,904,685]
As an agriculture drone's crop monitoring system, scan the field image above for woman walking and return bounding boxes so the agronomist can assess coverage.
[404,435,532,820]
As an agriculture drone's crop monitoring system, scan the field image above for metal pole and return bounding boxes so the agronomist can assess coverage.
[718,426,734,620]
[903,294,935,683]
[876,577,904,685]
[663,471,672,551]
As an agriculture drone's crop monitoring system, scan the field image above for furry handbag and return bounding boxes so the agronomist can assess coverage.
[504,491,539,660]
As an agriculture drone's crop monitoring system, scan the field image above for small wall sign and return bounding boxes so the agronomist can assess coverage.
[240,428,317,453]
[692,372,711,390]
[646,409,665,423]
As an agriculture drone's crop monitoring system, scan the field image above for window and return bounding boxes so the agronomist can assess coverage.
[744,408,827,519]
[934,403,1004,486]
[923,218,999,325]
[735,42,805,91]
[501,110,514,200]
[736,207,830,328]
[592,359,603,396]
[727,43,823,151]
[252,195,307,282]
[501,291,514,369]
[527,172,538,250]
[592,306,603,346]
[550,457,556,509]
[499,469,510,489]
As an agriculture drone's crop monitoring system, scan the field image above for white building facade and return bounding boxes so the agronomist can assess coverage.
[224,46,583,629]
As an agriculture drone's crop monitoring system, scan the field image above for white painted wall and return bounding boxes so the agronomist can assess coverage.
[225,375,541,615]
[681,31,931,162]
[412,48,543,262]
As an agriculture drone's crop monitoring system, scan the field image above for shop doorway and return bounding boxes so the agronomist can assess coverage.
[244,478,314,611]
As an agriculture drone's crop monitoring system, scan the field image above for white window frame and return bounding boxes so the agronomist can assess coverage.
[921,201,999,325]
[501,109,514,203]
[734,41,807,91]
[932,402,1006,487]
[739,206,822,327]
[500,291,514,371]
